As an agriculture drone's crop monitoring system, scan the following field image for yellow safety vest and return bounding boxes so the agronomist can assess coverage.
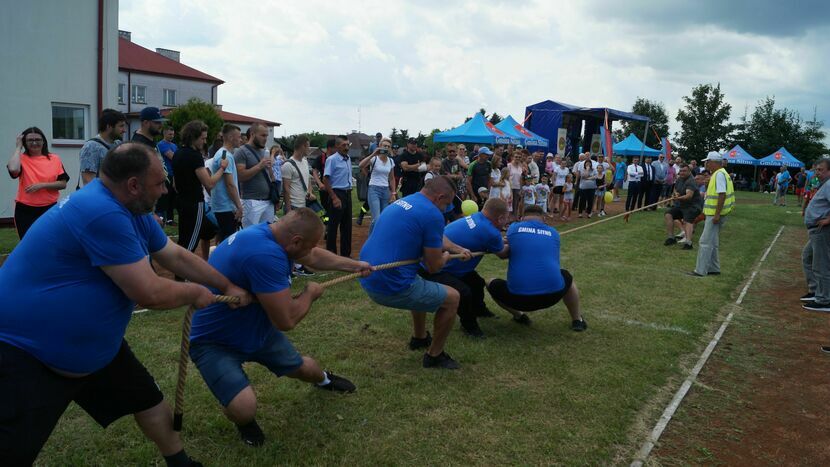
[703,167,735,216]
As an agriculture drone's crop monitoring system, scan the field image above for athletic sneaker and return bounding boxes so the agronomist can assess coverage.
[316,371,356,393]
[682,243,693,250]
[820,345,830,354]
[571,318,588,332]
[461,321,486,339]
[675,233,686,240]
[587,213,593,218]
[513,314,532,325]
[600,210,606,217]
[408,332,432,350]
[236,420,265,447]
[801,292,816,302]
[664,238,677,246]
[803,301,830,313]
[294,265,315,276]
[423,351,460,369]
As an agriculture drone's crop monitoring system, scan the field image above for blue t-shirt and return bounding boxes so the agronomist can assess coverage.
[208,149,239,213]
[324,152,352,189]
[777,171,791,188]
[359,193,444,294]
[441,212,503,277]
[0,179,167,373]
[157,140,177,176]
[190,223,291,353]
[505,220,565,295]
[614,162,626,181]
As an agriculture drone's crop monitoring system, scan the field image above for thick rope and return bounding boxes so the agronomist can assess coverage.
[558,196,678,237]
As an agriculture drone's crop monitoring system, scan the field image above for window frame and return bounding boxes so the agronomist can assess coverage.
[51,103,89,145]
[118,83,126,104]
[163,88,177,107]
[131,84,147,104]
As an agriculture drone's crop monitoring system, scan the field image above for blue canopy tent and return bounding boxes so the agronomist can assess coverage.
[523,100,651,157]
[757,147,805,168]
[724,145,759,166]
[495,115,549,147]
[434,112,520,145]
[613,134,661,157]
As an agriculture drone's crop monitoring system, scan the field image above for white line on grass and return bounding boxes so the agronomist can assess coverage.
[592,311,692,335]
[133,308,149,314]
[630,225,785,466]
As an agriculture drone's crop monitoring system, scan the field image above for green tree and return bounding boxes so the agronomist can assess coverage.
[621,97,669,149]
[488,112,503,125]
[674,83,733,160]
[167,98,224,143]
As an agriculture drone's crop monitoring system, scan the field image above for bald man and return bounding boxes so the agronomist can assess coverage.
[189,209,373,447]
[359,176,471,369]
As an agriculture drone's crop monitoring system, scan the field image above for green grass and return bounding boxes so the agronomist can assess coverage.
[32,192,803,465]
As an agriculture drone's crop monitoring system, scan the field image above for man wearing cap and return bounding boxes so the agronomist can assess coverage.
[467,147,494,208]
[399,138,424,197]
[690,151,735,277]
[132,107,168,177]
[368,132,382,153]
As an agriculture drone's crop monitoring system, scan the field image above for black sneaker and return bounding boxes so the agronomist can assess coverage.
[423,351,460,369]
[294,265,315,276]
[408,332,432,350]
[682,243,693,250]
[801,292,816,302]
[476,307,496,318]
[461,322,486,339]
[803,301,830,313]
[664,238,677,246]
[356,215,364,226]
[571,319,588,332]
[236,420,265,447]
[707,271,720,275]
[317,371,356,393]
[820,345,830,354]
[685,271,705,277]
[513,314,532,325]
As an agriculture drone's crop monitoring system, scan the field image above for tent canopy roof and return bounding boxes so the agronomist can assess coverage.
[758,147,805,168]
[433,112,520,145]
[495,115,549,147]
[613,134,661,157]
[724,144,759,166]
[526,100,650,123]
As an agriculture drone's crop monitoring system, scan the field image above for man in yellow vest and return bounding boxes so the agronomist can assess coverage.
[690,151,734,276]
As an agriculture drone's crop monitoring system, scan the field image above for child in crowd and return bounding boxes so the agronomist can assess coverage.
[594,165,607,216]
[520,175,535,217]
[499,167,514,219]
[562,174,574,220]
[424,157,442,182]
[535,174,551,213]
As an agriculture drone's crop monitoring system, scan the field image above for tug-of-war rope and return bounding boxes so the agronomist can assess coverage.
[173,196,677,431]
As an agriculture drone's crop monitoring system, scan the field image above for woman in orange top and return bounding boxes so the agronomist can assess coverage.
[6,127,69,239]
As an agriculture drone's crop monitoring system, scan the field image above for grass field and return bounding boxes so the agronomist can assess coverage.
[27,191,803,465]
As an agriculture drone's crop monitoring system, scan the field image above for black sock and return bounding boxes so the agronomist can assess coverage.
[164,449,191,467]
[236,419,265,446]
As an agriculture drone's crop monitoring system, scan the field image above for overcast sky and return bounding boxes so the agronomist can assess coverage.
[120,0,830,144]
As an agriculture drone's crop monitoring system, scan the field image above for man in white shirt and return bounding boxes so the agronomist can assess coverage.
[625,157,644,212]
[528,151,541,184]
[571,153,588,210]
[282,135,317,276]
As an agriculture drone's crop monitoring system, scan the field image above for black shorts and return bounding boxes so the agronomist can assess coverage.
[0,340,163,464]
[487,270,574,312]
[668,206,701,223]
[553,186,564,194]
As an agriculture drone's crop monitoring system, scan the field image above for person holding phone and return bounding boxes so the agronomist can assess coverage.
[7,127,69,239]
[358,137,396,233]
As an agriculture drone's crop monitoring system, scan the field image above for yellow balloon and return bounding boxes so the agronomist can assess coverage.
[604,191,613,203]
[461,200,479,216]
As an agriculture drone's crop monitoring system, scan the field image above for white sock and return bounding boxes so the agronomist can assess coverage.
[317,372,331,386]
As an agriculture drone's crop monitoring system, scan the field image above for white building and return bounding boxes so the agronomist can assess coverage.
[0,0,120,222]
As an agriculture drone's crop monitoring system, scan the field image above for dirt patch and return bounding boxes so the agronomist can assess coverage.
[652,228,830,465]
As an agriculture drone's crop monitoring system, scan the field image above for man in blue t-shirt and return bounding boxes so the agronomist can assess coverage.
[773,166,792,207]
[0,143,250,467]
[189,208,372,447]
[486,205,586,331]
[359,176,471,369]
[420,198,510,338]
[209,124,245,241]
[156,126,178,225]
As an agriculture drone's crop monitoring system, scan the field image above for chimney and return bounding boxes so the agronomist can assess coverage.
[118,30,131,41]
[156,48,181,62]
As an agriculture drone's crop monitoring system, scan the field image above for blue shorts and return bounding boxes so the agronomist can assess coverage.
[364,275,447,313]
[189,331,303,407]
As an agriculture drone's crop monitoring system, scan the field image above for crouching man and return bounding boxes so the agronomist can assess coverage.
[188,208,373,447]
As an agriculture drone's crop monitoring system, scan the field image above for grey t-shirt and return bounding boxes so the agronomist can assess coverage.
[674,176,701,209]
[805,180,830,228]
[234,144,270,200]
[79,136,119,177]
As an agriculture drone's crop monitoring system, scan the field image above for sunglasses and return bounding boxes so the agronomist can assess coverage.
[26,139,44,144]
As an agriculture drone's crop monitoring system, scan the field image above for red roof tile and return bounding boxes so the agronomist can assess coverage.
[126,108,280,127]
[119,37,224,84]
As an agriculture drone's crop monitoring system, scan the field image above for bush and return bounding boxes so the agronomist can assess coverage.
[167,98,224,143]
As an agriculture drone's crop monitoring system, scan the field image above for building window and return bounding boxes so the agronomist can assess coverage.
[118,83,126,104]
[163,89,177,107]
[131,85,146,104]
[51,104,88,142]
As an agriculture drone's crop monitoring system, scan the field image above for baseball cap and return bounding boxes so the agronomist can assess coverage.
[139,107,167,122]
[546,152,555,158]
[478,147,493,156]
[477,187,489,194]
[702,151,723,162]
